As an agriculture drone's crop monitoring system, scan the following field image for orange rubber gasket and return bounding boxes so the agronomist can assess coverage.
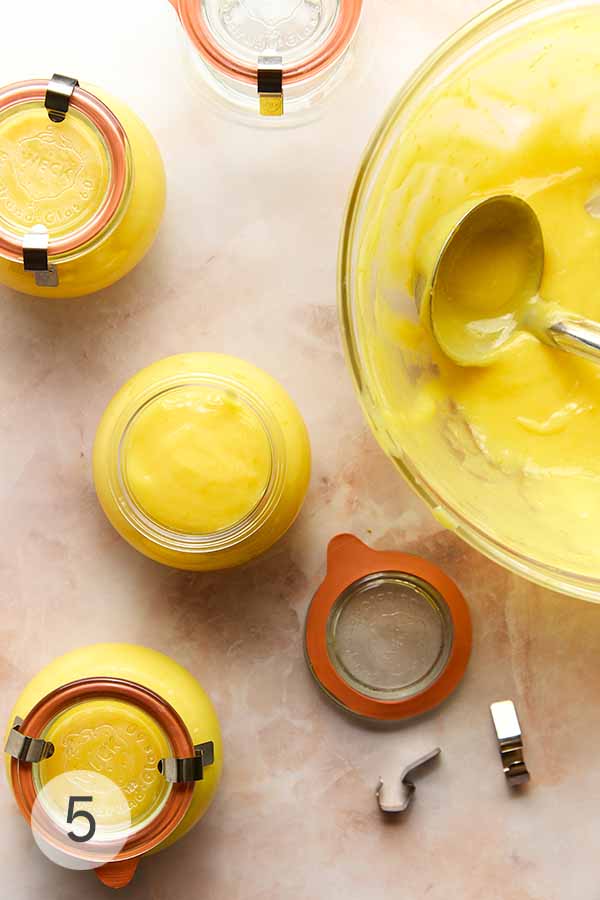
[171,0,363,85]
[305,534,472,721]
[9,678,195,865]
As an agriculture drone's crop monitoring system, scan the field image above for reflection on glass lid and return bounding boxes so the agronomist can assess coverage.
[202,0,342,66]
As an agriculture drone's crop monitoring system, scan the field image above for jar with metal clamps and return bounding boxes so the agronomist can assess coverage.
[0,74,165,298]
[166,0,363,124]
[4,644,222,889]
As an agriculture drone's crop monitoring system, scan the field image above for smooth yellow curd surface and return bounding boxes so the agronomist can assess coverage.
[93,354,311,570]
[5,644,222,852]
[40,699,171,828]
[0,84,165,298]
[358,9,600,580]
[123,385,272,534]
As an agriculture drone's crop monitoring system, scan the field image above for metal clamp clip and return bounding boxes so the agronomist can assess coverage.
[376,748,441,814]
[23,226,58,287]
[257,56,283,118]
[490,700,530,786]
[158,741,215,784]
[45,74,79,123]
[4,717,55,764]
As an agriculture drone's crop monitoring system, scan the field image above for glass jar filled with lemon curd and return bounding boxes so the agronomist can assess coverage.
[4,644,222,889]
[93,353,311,570]
[340,0,600,601]
[0,74,165,298]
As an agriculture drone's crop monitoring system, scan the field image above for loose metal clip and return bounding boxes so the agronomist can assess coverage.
[23,225,58,287]
[158,741,215,784]
[4,717,55,764]
[45,73,79,123]
[376,748,441,814]
[257,56,283,117]
[490,700,530,786]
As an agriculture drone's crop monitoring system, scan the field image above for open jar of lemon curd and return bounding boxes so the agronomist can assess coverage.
[93,353,311,570]
[4,644,222,889]
[166,0,363,124]
[0,74,165,298]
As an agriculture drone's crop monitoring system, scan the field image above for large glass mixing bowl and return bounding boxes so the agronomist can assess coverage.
[340,0,600,602]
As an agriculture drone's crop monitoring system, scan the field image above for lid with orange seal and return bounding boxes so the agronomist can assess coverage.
[305,534,472,722]
[5,678,215,889]
[0,74,131,287]
[168,0,363,119]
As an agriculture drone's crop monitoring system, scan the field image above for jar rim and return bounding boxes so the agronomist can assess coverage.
[173,0,363,85]
[108,372,287,555]
[0,79,130,263]
[9,677,195,864]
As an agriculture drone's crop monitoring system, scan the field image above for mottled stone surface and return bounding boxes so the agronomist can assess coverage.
[2,1,599,898]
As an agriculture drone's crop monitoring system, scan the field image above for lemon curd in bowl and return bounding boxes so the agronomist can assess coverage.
[340,0,600,600]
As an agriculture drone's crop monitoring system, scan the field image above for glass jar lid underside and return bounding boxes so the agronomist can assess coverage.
[327,573,454,702]
[203,0,341,67]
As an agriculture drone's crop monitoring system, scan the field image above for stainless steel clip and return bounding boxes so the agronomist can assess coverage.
[376,748,441,814]
[490,700,530,786]
[4,717,55,764]
[158,741,215,784]
[23,225,58,287]
[45,74,79,123]
[257,56,283,117]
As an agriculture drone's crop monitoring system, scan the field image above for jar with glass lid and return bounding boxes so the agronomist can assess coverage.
[93,353,311,570]
[4,643,222,889]
[166,0,363,123]
[0,74,165,297]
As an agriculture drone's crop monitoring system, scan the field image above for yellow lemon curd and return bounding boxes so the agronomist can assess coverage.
[93,353,311,570]
[358,7,600,582]
[5,644,222,851]
[0,84,164,298]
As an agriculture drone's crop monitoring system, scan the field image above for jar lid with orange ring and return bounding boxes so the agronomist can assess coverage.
[305,534,472,722]
[167,0,363,123]
[5,674,219,889]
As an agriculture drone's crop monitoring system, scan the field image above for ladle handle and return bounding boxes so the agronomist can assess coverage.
[547,318,600,365]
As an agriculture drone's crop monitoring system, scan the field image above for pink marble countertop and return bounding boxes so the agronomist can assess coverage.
[2,1,600,898]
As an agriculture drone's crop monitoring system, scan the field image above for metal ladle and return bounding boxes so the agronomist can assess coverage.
[422,195,600,367]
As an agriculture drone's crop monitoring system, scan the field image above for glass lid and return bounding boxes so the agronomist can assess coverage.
[175,0,362,82]
[327,573,454,703]
[305,534,472,721]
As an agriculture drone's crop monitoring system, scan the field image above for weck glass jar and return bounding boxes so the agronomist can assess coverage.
[0,74,165,297]
[166,0,363,124]
[93,353,311,570]
[4,643,222,889]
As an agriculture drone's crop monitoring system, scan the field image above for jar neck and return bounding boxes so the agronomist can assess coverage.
[108,373,288,555]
